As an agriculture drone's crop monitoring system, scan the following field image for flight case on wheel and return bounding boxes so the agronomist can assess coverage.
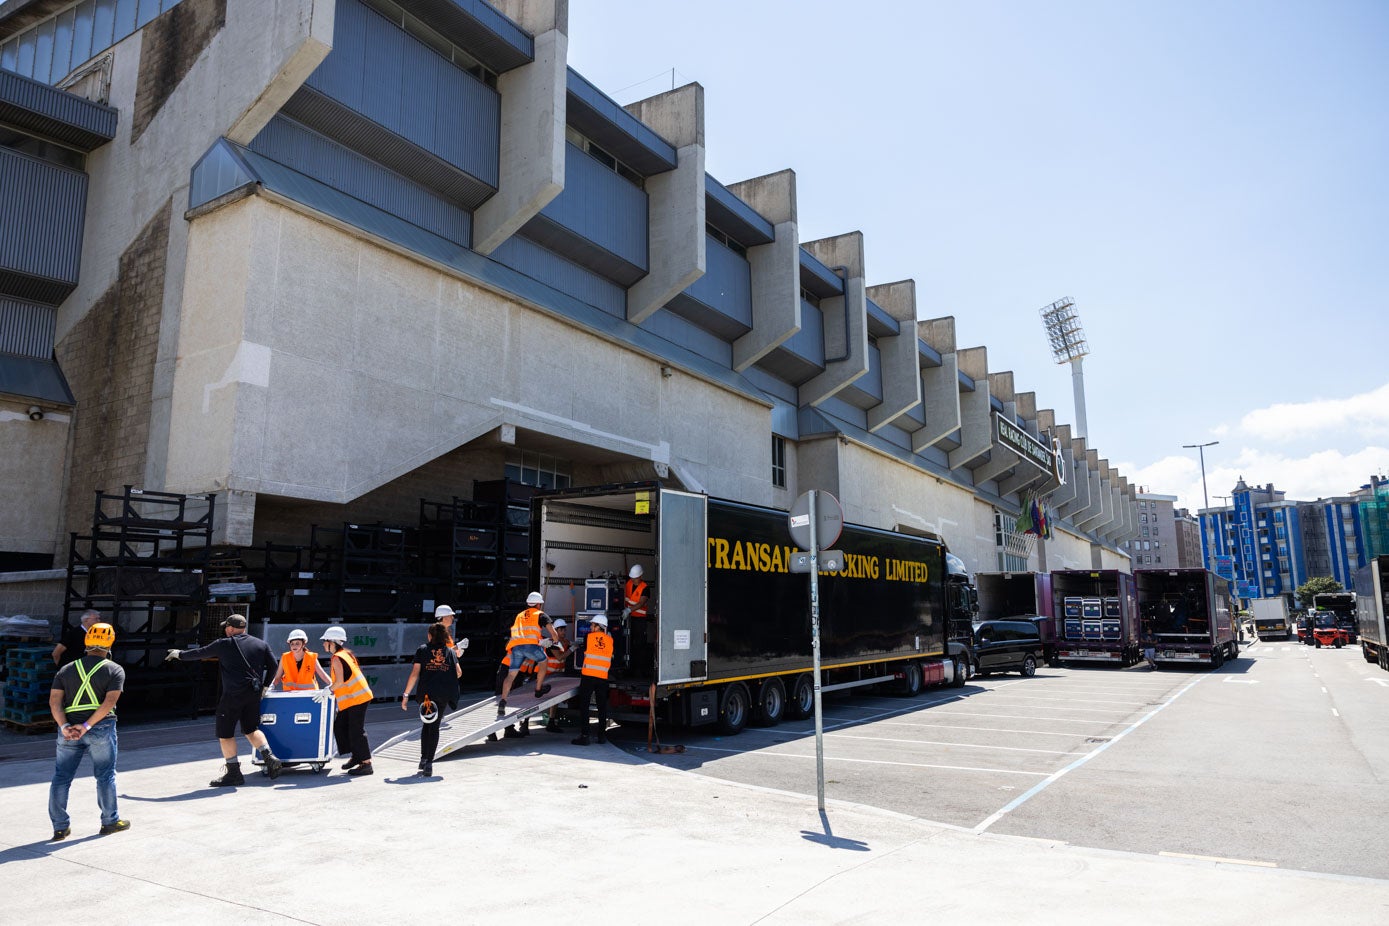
[251,690,337,773]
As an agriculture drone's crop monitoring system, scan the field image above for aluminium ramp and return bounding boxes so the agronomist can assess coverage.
[372,675,583,763]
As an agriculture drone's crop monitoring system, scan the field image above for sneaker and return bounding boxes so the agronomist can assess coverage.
[210,764,245,787]
[342,758,361,771]
[496,699,507,717]
[99,820,131,836]
[52,827,70,841]
[422,764,433,777]
[533,684,552,698]
[571,736,590,746]
[262,752,283,780]
[348,763,373,777]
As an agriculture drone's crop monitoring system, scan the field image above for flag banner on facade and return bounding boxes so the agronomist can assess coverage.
[1016,491,1051,539]
[1016,492,1036,535]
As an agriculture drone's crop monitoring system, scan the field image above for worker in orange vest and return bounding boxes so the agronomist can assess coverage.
[321,626,374,776]
[269,629,331,691]
[571,614,614,746]
[541,619,571,733]
[497,592,559,716]
[623,565,650,619]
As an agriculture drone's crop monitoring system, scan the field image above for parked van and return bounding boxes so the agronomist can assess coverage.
[972,619,1042,677]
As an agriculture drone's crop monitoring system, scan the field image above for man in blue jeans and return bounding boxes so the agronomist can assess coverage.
[47,621,128,840]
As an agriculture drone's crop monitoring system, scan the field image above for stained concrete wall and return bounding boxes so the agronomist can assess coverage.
[0,401,70,557]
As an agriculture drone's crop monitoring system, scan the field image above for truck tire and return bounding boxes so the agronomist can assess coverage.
[1211,648,1224,670]
[1363,644,1376,663]
[950,657,968,688]
[751,677,786,726]
[896,662,924,697]
[1379,650,1389,672]
[717,683,750,735]
[1019,654,1037,678]
[1334,638,1344,649]
[786,674,815,720]
[1230,640,1240,659]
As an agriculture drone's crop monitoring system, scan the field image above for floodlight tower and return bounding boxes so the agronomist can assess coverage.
[1040,297,1090,440]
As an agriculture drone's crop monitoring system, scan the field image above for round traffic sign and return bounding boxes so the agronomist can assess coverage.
[788,490,844,550]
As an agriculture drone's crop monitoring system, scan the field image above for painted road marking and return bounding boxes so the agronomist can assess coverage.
[876,720,1101,738]
[1332,708,1340,717]
[1367,678,1389,688]
[1159,851,1277,868]
[824,732,1085,755]
[678,744,1051,776]
[1223,678,1259,684]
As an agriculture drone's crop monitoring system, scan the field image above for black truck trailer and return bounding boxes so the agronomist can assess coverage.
[529,482,969,733]
[1135,568,1238,668]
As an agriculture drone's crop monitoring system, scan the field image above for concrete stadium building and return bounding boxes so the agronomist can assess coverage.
[0,0,1139,629]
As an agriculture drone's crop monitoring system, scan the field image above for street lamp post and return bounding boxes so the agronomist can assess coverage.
[1182,441,1220,510]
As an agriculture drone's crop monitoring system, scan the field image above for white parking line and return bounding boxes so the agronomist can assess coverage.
[967,701,1142,715]
[876,719,1100,738]
[974,694,1150,705]
[972,675,1205,834]
[679,744,1050,776]
[826,732,1086,755]
[927,709,1121,726]
[982,697,1149,711]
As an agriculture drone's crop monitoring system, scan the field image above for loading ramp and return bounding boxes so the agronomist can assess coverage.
[373,675,583,763]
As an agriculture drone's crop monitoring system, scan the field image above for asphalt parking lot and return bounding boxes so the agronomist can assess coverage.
[606,665,1214,830]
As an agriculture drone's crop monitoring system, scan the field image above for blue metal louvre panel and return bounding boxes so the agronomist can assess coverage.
[302,0,499,190]
[0,148,87,296]
[537,142,648,272]
[680,235,751,334]
[0,352,76,405]
[394,0,534,73]
[818,394,868,430]
[782,300,826,367]
[249,116,470,246]
[798,247,843,296]
[0,66,118,150]
[638,307,732,368]
[704,174,774,246]
[565,68,676,176]
[900,402,926,428]
[989,394,1004,412]
[917,337,942,368]
[489,234,624,317]
[188,138,257,209]
[958,368,975,391]
[0,297,56,357]
[0,0,185,85]
[740,365,796,405]
[865,298,899,337]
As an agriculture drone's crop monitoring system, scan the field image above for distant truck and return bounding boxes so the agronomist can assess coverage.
[1051,570,1139,666]
[1250,597,1292,640]
[1135,568,1239,668]
[1355,557,1389,672]
[1313,592,1358,643]
[530,482,972,734]
[975,571,1057,665]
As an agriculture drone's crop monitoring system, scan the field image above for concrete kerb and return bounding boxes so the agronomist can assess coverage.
[3,715,1388,924]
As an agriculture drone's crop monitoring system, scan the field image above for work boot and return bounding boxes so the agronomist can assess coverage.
[486,732,498,742]
[210,762,245,787]
[348,763,373,777]
[52,827,70,841]
[496,699,507,717]
[99,820,131,835]
[545,721,563,733]
[422,763,433,778]
[259,748,283,780]
[534,684,552,698]
[571,735,590,746]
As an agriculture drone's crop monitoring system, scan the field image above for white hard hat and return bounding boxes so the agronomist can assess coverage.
[434,605,456,619]
[590,614,609,628]
[552,619,567,629]
[526,591,545,605]
[320,626,347,643]
[287,629,308,643]
[629,564,643,579]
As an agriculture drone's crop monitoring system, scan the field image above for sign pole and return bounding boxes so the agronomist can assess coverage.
[809,490,825,812]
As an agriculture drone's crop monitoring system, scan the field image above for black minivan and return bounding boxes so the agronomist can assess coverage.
[973,619,1042,677]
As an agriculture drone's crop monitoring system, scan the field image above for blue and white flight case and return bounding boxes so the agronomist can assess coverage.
[251,690,338,773]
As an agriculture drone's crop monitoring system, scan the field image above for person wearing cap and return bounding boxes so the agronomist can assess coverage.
[48,622,128,840]
[165,614,283,787]
[623,564,650,620]
[433,604,464,658]
[541,619,571,733]
[400,622,461,777]
[269,629,331,691]
[571,614,615,746]
[497,591,559,717]
[321,625,375,776]
[51,609,101,668]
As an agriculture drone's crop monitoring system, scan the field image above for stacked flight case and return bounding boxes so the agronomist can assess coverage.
[251,690,338,774]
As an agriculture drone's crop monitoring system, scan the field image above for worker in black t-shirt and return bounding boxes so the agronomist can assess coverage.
[48,622,128,840]
[400,622,462,778]
[51,610,101,668]
[166,614,283,787]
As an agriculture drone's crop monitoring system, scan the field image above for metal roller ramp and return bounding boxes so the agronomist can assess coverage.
[373,675,583,763]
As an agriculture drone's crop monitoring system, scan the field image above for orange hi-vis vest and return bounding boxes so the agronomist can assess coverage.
[332,649,373,709]
[545,642,568,675]
[500,652,536,675]
[280,651,321,691]
[624,579,648,617]
[510,608,543,646]
[581,630,613,680]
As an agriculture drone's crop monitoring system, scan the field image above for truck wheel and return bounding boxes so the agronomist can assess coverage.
[897,662,923,697]
[1230,640,1240,658]
[1019,654,1037,678]
[1334,638,1344,649]
[786,674,815,720]
[1211,649,1224,670]
[1363,644,1376,663]
[751,678,786,726]
[950,657,968,688]
[1380,650,1389,672]
[717,683,749,735]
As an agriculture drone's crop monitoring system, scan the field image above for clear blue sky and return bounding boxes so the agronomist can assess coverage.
[568,1,1389,511]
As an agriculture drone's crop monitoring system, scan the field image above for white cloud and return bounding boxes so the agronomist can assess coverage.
[1239,382,1389,443]
[1120,447,1389,513]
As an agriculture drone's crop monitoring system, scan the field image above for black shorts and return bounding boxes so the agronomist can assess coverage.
[215,690,262,739]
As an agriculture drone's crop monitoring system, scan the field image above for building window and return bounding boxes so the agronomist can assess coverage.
[565,126,645,188]
[706,223,748,258]
[504,450,571,489]
[1140,513,1148,523]
[365,0,499,86]
[771,435,787,489]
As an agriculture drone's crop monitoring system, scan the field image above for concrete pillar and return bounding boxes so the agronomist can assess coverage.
[972,371,1019,485]
[1047,422,1077,513]
[472,0,568,256]
[865,280,922,431]
[1057,435,1090,520]
[948,347,992,470]
[912,317,960,454]
[1080,459,1114,533]
[728,169,800,371]
[226,0,335,144]
[1075,451,1108,529]
[799,232,868,407]
[624,83,706,324]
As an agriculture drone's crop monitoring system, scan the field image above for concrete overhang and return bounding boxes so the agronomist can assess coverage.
[0,67,117,151]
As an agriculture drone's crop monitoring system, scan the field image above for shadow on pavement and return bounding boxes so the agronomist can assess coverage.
[800,810,871,851]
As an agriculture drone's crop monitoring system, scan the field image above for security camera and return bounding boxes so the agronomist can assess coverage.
[27,406,43,421]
